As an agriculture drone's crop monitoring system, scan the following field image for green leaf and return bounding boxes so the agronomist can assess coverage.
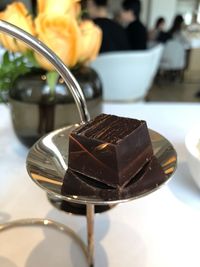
[24,50,40,68]
[46,71,59,100]
[0,51,32,102]
[2,51,10,65]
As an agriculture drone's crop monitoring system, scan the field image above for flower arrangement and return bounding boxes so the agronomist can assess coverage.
[0,0,102,102]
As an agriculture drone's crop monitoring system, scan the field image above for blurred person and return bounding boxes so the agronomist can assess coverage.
[149,17,166,41]
[158,15,190,48]
[87,0,130,53]
[159,15,191,83]
[168,15,190,48]
[121,0,147,50]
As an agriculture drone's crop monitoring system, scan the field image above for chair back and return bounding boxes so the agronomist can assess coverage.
[91,46,162,102]
[150,44,164,80]
[160,40,186,70]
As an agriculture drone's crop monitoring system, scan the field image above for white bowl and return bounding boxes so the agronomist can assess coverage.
[185,126,200,188]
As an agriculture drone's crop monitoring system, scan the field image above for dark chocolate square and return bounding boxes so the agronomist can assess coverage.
[68,114,153,188]
[62,157,165,200]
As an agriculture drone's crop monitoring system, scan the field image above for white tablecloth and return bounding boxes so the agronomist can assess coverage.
[1,103,200,267]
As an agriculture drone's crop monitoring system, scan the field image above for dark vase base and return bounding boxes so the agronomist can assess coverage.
[48,194,116,216]
[10,66,103,148]
[16,134,40,148]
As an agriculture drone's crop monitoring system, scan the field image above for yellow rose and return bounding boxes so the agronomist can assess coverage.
[0,2,35,52]
[38,0,81,17]
[79,20,102,63]
[71,1,81,18]
[35,14,81,70]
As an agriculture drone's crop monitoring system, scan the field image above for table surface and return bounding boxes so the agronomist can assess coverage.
[1,102,200,267]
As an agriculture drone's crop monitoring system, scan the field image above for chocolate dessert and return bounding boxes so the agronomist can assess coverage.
[68,114,153,188]
[61,157,166,201]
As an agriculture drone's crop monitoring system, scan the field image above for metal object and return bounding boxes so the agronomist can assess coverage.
[27,127,177,204]
[87,204,95,267]
[47,193,116,216]
[26,127,177,267]
[0,19,91,265]
[0,218,87,258]
[0,20,177,267]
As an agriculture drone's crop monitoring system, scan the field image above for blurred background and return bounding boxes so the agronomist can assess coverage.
[1,0,199,103]
[0,0,197,102]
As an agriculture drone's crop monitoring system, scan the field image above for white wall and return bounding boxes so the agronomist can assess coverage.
[149,0,177,29]
[140,0,150,24]
[177,0,196,14]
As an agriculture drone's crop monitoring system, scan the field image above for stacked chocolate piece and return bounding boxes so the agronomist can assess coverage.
[67,114,153,189]
[61,113,161,199]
